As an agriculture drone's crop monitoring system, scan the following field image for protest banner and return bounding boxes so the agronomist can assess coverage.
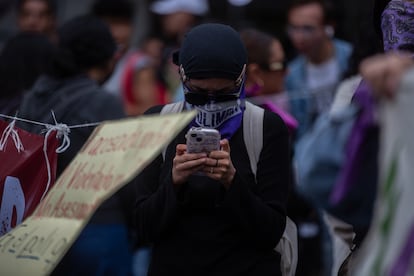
[353,69,414,275]
[0,120,58,236]
[0,110,196,275]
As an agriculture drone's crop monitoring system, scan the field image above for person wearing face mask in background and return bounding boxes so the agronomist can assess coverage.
[134,23,291,276]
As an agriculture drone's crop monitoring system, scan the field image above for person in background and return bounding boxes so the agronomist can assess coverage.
[120,50,169,116]
[240,26,324,276]
[285,0,352,139]
[92,0,170,117]
[329,19,383,115]
[0,32,54,116]
[16,0,56,41]
[91,0,135,98]
[293,16,383,276]
[134,23,291,276]
[295,0,414,274]
[240,27,298,136]
[18,15,136,275]
[148,0,209,101]
[325,0,408,247]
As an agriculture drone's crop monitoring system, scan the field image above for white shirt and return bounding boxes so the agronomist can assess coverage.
[306,57,340,113]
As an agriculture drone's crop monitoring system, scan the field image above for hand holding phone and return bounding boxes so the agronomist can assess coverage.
[185,127,221,154]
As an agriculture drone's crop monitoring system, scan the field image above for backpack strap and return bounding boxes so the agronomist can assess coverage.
[243,101,264,177]
[160,102,185,160]
[244,101,297,276]
[276,217,298,276]
[160,101,185,115]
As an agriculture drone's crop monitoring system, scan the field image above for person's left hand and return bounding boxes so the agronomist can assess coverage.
[202,139,236,189]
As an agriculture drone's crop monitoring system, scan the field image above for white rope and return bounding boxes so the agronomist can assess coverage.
[49,111,71,153]
[0,119,24,152]
[0,112,102,200]
[41,127,54,201]
[39,122,73,200]
[0,112,101,153]
[0,113,52,127]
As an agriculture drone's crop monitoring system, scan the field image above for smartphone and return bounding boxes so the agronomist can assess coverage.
[185,127,221,154]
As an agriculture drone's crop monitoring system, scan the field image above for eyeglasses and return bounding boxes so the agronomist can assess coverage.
[261,60,287,72]
[183,82,243,105]
[286,25,318,37]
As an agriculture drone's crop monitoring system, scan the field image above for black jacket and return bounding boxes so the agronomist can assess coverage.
[135,104,291,276]
[18,74,135,226]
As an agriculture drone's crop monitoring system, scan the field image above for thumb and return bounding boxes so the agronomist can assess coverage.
[220,139,230,153]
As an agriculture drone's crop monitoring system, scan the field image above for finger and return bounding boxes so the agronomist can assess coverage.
[202,156,218,167]
[220,139,230,153]
[176,144,187,155]
[203,166,224,175]
[176,150,207,162]
[188,164,206,174]
[175,156,206,171]
[173,163,205,185]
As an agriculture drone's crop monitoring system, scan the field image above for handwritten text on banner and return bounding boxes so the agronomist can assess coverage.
[0,111,196,275]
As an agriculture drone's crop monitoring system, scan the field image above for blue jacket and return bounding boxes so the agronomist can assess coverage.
[285,39,353,139]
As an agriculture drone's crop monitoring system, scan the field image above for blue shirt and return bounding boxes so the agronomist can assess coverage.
[285,39,353,140]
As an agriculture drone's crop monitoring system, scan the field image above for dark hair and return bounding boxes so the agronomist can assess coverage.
[240,28,276,69]
[51,14,116,78]
[343,19,383,78]
[91,0,134,21]
[0,32,54,98]
[16,0,57,15]
[288,0,336,25]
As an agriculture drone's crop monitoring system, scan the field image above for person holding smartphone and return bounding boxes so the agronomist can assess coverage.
[134,23,291,276]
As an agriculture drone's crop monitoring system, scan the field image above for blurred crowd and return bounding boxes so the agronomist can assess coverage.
[1,0,413,275]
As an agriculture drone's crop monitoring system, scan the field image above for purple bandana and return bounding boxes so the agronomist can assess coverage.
[381,0,414,52]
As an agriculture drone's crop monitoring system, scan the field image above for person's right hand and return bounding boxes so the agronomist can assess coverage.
[172,144,207,187]
[360,52,414,99]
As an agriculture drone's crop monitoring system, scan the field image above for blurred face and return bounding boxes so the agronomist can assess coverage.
[287,3,327,57]
[161,12,196,42]
[17,0,54,34]
[142,38,164,67]
[259,40,286,94]
[105,18,133,57]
